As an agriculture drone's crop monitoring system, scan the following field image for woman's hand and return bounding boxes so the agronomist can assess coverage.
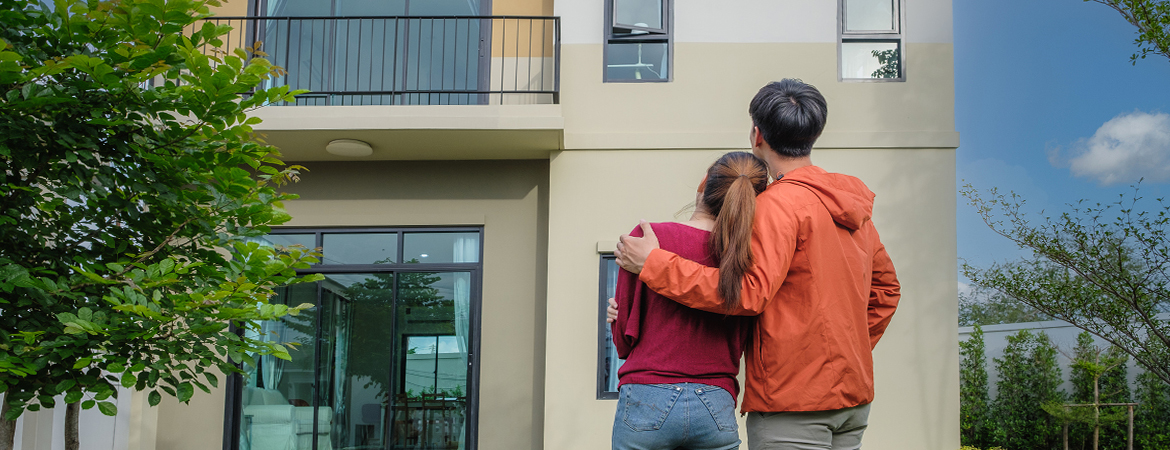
[606,298,618,323]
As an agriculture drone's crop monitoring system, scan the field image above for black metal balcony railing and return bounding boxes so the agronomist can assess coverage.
[199,16,560,105]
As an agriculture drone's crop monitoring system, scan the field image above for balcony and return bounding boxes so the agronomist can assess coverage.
[201,15,561,106]
[198,15,564,160]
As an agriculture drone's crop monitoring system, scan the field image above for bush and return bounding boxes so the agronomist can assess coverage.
[992,329,1064,449]
[1135,370,1170,449]
[960,325,995,448]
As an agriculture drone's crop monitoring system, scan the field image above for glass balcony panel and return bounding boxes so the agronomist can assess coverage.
[322,233,398,265]
[267,0,330,16]
[336,0,405,15]
[845,0,896,32]
[841,41,900,79]
[408,0,480,15]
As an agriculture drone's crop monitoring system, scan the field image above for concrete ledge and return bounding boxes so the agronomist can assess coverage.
[563,130,960,150]
[252,104,564,131]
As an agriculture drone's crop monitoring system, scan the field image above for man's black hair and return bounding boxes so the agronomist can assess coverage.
[748,79,828,158]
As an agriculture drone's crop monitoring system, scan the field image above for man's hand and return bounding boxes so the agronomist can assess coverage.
[615,220,659,274]
[606,298,618,323]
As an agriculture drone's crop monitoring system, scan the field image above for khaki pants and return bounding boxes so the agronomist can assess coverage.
[746,403,871,450]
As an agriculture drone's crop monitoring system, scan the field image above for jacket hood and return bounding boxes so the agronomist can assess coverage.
[779,166,875,231]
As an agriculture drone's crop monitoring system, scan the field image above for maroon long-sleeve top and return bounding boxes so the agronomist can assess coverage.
[611,222,751,401]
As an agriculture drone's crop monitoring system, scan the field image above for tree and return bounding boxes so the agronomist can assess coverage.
[1086,0,1170,64]
[961,185,1170,389]
[960,325,995,448]
[1044,332,1131,450]
[0,0,320,448]
[993,329,1064,450]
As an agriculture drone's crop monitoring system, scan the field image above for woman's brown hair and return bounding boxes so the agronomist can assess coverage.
[701,151,770,312]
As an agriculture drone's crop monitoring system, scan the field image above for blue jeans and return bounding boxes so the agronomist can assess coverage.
[612,383,741,450]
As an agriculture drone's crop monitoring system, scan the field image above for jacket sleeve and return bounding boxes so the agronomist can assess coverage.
[638,196,797,316]
[867,236,900,349]
[611,226,647,359]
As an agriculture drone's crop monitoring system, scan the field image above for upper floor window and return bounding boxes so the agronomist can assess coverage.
[839,0,904,81]
[604,0,672,82]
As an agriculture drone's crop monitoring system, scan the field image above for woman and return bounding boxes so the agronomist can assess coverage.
[610,151,770,450]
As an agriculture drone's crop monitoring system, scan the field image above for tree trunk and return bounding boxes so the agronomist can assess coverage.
[64,402,79,450]
[1094,374,1101,450]
[0,401,16,450]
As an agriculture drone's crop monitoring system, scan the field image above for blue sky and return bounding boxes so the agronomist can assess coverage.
[954,0,1170,276]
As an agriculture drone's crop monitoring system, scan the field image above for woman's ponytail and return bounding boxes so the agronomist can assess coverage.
[702,152,769,313]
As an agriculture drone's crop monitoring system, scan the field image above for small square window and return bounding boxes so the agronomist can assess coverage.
[604,0,671,83]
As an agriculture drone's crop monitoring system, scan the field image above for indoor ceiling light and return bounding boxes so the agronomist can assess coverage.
[325,139,373,157]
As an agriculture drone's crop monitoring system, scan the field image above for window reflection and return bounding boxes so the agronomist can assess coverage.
[614,0,663,30]
[239,229,478,450]
[845,0,895,32]
[323,233,397,265]
[403,232,480,264]
[605,42,668,81]
[599,258,625,397]
[841,41,900,79]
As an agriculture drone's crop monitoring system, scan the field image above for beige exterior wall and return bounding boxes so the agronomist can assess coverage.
[140,160,550,450]
[542,147,958,450]
[558,42,955,150]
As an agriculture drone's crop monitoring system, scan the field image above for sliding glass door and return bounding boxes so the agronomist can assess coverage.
[232,229,481,450]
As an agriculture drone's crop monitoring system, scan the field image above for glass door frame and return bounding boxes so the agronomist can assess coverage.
[224,226,484,450]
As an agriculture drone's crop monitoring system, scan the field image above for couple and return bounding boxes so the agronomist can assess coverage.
[608,79,901,450]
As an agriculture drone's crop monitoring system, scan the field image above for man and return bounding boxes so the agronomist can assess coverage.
[614,79,900,450]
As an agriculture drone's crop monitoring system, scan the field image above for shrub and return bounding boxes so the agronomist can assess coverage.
[1135,370,1170,449]
[960,325,995,448]
[992,329,1064,449]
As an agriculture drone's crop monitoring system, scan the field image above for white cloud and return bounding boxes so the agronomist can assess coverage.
[958,281,972,299]
[1058,111,1170,185]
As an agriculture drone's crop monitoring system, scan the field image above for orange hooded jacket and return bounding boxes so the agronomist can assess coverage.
[639,165,900,413]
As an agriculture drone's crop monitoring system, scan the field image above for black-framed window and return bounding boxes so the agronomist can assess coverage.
[603,0,672,82]
[596,255,625,399]
[225,227,483,450]
[839,0,904,81]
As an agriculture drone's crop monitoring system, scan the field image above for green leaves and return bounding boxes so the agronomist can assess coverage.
[97,401,117,416]
[962,184,1170,388]
[0,0,321,423]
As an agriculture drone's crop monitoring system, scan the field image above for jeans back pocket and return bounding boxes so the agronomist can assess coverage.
[695,385,738,432]
[620,384,682,431]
